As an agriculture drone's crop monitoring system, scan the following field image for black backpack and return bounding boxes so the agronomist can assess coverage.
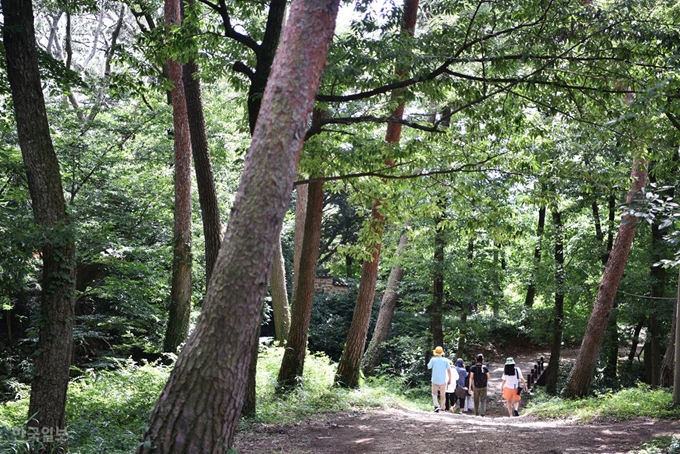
[473,364,488,388]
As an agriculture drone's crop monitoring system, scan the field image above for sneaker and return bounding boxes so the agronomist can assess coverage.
[513,409,519,417]
[434,406,441,413]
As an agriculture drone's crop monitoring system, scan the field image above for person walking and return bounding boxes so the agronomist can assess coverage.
[453,358,468,414]
[501,357,526,417]
[444,359,460,413]
[427,346,452,413]
[469,353,490,416]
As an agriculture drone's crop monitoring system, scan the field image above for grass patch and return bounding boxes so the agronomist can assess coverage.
[525,383,680,422]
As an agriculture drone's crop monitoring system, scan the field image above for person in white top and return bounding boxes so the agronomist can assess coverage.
[444,360,460,413]
[500,357,526,417]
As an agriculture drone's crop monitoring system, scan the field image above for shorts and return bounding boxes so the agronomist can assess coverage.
[502,386,521,403]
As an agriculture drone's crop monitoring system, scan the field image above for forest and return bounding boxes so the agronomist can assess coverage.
[0,0,679,452]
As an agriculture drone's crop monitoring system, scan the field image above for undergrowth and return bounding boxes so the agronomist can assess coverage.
[2,346,679,453]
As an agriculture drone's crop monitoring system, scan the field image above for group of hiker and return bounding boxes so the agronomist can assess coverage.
[427,346,527,417]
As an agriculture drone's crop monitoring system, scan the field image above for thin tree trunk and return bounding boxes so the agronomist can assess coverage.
[335,203,384,388]
[525,205,546,308]
[546,208,564,395]
[2,0,77,441]
[163,0,193,354]
[271,237,291,346]
[565,154,648,398]
[277,179,324,389]
[183,55,222,282]
[137,0,338,448]
[334,0,419,389]
[292,182,308,303]
[362,230,408,376]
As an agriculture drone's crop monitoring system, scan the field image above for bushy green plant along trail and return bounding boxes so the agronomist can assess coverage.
[1,347,679,453]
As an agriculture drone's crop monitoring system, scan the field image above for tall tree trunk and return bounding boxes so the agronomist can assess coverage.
[292,182,308,303]
[333,0,419,389]
[362,230,408,376]
[546,208,564,395]
[137,0,338,449]
[429,208,445,348]
[2,0,77,440]
[565,154,648,398]
[597,195,619,379]
[271,238,291,346]
[163,0,193,354]
[335,203,383,388]
[183,55,221,281]
[525,205,546,308]
[277,179,325,389]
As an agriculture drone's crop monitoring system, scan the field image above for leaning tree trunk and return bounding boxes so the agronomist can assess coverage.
[183,59,221,282]
[565,154,648,398]
[137,0,339,449]
[335,203,384,388]
[524,205,546,308]
[334,0,419,389]
[277,179,324,389]
[2,0,77,442]
[545,208,564,395]
[163,0,193,354]
[362,230,408,376]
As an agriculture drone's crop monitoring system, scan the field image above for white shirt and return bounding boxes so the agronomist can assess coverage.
[445,368,460,393]
[501,367,523,389]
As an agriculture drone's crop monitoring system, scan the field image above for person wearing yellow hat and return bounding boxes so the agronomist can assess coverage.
[427,346,452,413]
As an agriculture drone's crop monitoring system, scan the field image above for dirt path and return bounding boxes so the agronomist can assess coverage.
[233,350,680,453]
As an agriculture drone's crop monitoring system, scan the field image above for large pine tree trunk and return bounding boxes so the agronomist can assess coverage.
[546,208,564,395]
[524,205,546,308]
[137,0,338,448]
[277,179,325,388]
[2,0,77,439]
[362,231,408,376]
[565,155,648,398]
[163,0,193,353]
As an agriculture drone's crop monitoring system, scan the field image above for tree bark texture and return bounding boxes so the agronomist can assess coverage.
[546,208,564,395]
[163,0,193,354]
[137,0,338,449]
[335,202,384,388]
[524,205,546,307]
[565,155,647,398]
[362,230,408,376]
[183,57,222,282]
[2,0,77,437]
[271,237,291,346]
[292,183,308,303]
[278,180,325,389]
